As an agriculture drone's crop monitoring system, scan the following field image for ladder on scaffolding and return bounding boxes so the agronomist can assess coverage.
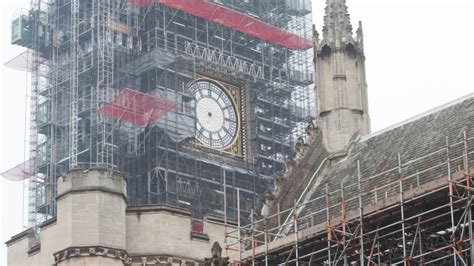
[94,0,116,168]
[69,0,79,168]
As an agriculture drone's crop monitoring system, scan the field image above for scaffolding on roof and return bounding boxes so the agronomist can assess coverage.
[226,132,474,265]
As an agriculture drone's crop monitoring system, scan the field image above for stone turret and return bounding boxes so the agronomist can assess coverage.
[54,169,129,265]
[314,0,371,153]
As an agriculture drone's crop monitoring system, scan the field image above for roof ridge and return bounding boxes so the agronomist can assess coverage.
[361,92,474,141]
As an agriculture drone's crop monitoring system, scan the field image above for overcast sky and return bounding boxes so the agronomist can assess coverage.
[1,0,473,263]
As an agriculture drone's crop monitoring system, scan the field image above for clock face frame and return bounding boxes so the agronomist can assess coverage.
[188,79,240,150]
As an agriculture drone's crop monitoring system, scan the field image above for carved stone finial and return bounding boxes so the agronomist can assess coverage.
[356,21,363,36]
[313,24,320,43]
[261,191,276,217]
[211,242,222,258]
[204,242,229,266]
[356,21,364,48]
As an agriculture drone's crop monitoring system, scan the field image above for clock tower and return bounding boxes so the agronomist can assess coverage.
[314,0,371,153]
[13,0,314,230]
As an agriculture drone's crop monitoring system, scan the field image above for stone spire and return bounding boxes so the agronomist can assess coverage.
[314,0,371,153]
[322,0,353,41]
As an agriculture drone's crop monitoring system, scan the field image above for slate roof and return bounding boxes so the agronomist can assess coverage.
[299,94,474,226]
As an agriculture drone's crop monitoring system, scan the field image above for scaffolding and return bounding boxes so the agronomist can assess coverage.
[10,0,314,238]
[226,132,474,265]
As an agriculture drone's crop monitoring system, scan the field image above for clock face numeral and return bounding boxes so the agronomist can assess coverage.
[188,80,238,150]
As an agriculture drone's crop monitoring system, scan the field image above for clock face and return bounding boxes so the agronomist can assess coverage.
[188,80,238,150]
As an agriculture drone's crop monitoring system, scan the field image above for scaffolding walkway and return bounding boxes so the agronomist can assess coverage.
[226,132,474,265]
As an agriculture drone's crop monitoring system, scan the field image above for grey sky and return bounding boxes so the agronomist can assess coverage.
[1,0,473,263]
[338,0,473,131]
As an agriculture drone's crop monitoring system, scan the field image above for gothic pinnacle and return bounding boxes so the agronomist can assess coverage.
[356,21,364,45]
[322,0,353,40]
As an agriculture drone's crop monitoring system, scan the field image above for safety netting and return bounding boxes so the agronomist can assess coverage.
[1,160,32,181]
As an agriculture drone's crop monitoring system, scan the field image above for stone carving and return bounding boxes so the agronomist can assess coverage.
[204,242,229,266]
[260,190,275,217]
[260,122,321,217]
[54,246,131,265]
[283,122,317,179]
[322,0,353,40]
[89,247,96,255]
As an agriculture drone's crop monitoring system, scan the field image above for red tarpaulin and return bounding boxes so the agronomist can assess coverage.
[97,88,176,126]
[127,0,152,7]
[127,0,312,50]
